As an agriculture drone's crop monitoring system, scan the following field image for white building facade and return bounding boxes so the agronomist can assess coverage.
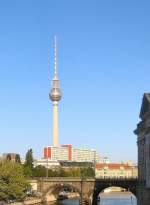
[43,145,100,163]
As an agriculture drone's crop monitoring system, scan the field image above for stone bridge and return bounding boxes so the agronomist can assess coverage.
[31,177,138,205]
[92,178,138,205]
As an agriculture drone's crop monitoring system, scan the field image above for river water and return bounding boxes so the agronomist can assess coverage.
[47,192,137,205]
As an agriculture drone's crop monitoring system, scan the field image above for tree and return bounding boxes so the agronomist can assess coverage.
[33,165,46,177]
[24,149,34,169]
[48,169,58,177]
[58,167,67,177]
[15,154,21,163]
[80,167,95,177]
[0,160,31,201]
[23,166,33,177]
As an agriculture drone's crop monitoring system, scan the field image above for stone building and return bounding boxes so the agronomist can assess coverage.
[134,93,150,205]
[2,153,21,163]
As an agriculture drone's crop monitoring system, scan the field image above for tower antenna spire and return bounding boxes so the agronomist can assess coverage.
[49,36,62,147]
[54,35,58,79]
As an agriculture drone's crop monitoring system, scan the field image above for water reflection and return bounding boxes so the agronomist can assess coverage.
[46,192,137,205]
[48,199,79,205]
[100,192,137,205]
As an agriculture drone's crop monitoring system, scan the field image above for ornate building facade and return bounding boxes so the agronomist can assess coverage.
[96,162,137,178]
[134,93,150,205]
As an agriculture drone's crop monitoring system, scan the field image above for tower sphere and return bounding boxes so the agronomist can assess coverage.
[49,78,62,101]
[49,87,62,101]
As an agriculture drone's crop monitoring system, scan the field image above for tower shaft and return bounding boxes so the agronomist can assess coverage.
[52,101,59,147]
[49,37,62,147]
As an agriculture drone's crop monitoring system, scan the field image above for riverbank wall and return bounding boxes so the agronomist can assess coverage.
[6,198,42,205]
[6,193,79,205]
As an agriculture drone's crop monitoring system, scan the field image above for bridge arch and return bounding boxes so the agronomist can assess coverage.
[43,182,81,202]
[92,182,137,205]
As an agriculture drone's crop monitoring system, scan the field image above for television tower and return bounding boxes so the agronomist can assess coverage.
[49,37,62,147]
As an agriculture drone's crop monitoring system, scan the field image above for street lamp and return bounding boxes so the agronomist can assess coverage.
[45,148,49,178]
[46,157,48,178]
[80,178,83,205]
[93,150,96,178]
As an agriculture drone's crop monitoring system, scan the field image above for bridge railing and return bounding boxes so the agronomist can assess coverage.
[95,176,138,180]
[30,176,138,181]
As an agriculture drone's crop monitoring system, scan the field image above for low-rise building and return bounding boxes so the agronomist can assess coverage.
[99,157,110,164]
[59,161,93,171]
[95,163,138,178]
[34,158,60,169]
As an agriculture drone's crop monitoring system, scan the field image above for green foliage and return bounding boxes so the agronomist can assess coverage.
[23,166,33,177]
[24,149,34,169]
[65,168,80,177]
[32,166,94,178]
[0,160,31,201]
[32,166,67,177]
[65,167,95,177]
[32,165,46,177]
[48,169,59,177]
[57,168,66,177]
[80,167,95,177]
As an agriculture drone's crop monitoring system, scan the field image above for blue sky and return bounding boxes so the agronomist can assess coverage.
[0,0,150,162]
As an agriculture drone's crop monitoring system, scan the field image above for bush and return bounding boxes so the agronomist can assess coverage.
[0,160,31,201]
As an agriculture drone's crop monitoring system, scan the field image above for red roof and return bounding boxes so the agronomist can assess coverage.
[96,163,132,170]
